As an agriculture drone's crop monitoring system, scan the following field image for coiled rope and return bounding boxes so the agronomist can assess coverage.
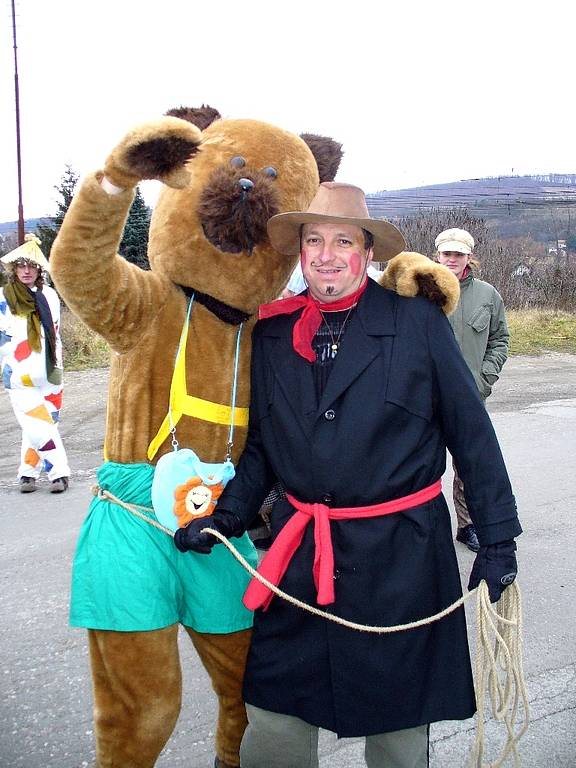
[93,485,530,766]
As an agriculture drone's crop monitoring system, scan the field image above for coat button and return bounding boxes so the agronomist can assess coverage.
[321,493,334,505]
[324,409,336,421]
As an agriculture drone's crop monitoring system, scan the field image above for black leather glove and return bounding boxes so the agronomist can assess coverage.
[174,510,244,554]
[468,540,518,603]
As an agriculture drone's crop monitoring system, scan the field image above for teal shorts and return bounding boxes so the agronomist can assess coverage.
[70,461,256,633]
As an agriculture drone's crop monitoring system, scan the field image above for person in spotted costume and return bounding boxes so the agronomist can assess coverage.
[0,234,70,493]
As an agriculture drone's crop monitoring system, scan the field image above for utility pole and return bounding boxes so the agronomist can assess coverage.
[11,0,25,245]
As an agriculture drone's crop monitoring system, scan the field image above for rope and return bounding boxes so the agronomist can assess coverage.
[212,527,477,632]
[93,485,530,765]
[91,485,174,536]
[469,581,530,767]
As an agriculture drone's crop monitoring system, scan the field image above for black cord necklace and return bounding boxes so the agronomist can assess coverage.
[319,304,356,355]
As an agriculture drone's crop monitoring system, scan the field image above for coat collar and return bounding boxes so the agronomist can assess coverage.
[261,280,397,435]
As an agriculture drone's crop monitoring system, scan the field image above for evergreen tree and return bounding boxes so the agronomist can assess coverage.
[36,165,151,270]
[36,165,79,257]
[119,187,151,270]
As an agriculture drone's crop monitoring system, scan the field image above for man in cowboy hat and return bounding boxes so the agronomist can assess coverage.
[174,183,521,767]
[0,235,70,493]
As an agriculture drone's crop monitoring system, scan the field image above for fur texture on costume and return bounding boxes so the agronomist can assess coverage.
[381,251,460,315]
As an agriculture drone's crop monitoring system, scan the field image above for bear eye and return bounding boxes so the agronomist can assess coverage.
[262,166,277,179]
[230,156,246,169]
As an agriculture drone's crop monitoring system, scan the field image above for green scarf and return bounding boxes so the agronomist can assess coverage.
[4,279,42,352]
[3,278,61,384]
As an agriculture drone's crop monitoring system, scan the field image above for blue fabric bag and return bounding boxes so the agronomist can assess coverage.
[152,448,236,532]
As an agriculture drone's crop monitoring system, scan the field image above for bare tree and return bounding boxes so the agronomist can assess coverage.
[392,207,576,310]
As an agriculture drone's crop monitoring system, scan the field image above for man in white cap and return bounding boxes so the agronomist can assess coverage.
[175,184,521,768]
[435,228,509,553]
[0,235,70,492]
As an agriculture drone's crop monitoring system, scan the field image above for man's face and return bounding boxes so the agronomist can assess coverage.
[15,260,40,287]
[300,222,372,303]
[437,250,470,280]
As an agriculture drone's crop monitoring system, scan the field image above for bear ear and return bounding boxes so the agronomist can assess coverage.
[165,105,221,131]
[300,134,343,183]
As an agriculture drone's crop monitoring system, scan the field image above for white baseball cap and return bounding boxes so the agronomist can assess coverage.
[434,228,475,255]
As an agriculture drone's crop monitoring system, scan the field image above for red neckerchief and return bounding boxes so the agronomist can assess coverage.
[259,280,368,363]
[460,266,471,280]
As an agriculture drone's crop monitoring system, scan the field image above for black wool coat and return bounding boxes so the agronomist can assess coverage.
[219,279,521,737]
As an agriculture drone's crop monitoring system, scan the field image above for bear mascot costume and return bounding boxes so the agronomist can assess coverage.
[50,105,458,768]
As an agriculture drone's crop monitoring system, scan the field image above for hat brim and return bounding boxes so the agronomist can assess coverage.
[267,211,406,262]
[436,240,472,255]
[1,245,50,272]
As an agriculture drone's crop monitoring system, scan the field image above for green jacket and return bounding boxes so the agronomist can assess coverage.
[448,271,509,399]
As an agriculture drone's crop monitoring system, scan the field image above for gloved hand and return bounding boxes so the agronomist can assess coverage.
[174,510,244,554]
[468,540,518,603]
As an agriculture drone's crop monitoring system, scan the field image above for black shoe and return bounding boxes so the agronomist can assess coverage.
[456,524,480,552]
[19,476,37,493]
[50,477,69,493]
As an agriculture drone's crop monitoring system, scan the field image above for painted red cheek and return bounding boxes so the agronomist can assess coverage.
[350,252,362,276]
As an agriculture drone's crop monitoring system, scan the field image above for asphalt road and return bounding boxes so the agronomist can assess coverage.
[0,354,575,768]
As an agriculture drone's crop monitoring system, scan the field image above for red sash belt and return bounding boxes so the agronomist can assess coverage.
[243,479,442,611]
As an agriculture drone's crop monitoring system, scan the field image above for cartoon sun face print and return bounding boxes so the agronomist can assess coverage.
[173,476,225,528]
[187,484,213,515]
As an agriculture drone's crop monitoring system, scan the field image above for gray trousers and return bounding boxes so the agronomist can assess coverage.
[240,704,429,768]
[452,459,473,529]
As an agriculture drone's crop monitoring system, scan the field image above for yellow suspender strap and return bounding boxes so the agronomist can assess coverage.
[147,299,249,461]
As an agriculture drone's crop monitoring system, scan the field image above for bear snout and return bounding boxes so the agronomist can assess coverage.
[197,166,281,254]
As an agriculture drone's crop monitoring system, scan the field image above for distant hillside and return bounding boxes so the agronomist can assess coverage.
[367,174,576,243]
[0,218,51,236]
[3,173,576,245]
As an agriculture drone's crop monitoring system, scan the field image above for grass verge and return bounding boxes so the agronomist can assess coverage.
[60,307,576,369]
[61,308,110,370]
[508,310,576,355]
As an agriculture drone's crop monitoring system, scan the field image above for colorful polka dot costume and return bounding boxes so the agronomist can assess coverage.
[0,284,70,481]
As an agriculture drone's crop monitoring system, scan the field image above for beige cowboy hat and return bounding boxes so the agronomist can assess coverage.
[1,234,50,271]
[267,182,406,262]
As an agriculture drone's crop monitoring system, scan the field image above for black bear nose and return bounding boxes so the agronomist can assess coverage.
[238,178,254,192]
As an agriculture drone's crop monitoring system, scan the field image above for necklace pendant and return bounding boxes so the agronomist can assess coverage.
[331,343,339,353]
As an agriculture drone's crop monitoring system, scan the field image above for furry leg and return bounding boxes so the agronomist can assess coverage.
[89,625,182,768]
[186,627,252,768]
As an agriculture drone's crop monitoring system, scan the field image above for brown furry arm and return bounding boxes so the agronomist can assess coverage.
[50,174,169,352]
[379,252,460,315]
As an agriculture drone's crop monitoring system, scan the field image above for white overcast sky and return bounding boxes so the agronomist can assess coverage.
[0,0,574,222]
